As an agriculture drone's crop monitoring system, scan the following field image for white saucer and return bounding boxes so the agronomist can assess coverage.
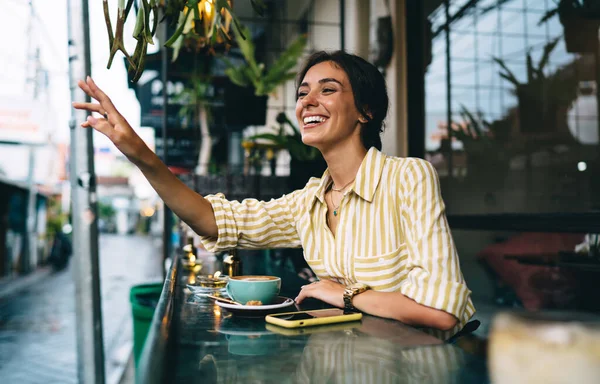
[215,296,295,315]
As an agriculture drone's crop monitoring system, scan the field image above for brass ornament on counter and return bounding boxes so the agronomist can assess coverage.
[182,234,202,272]
[222,249,242,277]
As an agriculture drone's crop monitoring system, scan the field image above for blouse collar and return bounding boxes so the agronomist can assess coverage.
[310,147,387,209]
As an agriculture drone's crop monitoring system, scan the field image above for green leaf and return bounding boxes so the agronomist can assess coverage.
[164,7,191,47]
[224,67,250,87]
[498,73,520,88]
[171,34,184,62]
[247,133,286,145]
[461,106,483,138]
[223,28,306,97]
[242,66,259,87]
[526,51,535,82]
[232,25,261,76]
[538,8,559,25]
[492,57,520,86]
[262,34,307,91]
[537,37,560,73]
[280,112,301,136]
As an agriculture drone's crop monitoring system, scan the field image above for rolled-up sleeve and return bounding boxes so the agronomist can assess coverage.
[198,190,304,253]
[398,159,472,320]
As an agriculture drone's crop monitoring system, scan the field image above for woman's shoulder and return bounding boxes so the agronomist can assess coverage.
[383,154,436,175]
[285,176,324,201]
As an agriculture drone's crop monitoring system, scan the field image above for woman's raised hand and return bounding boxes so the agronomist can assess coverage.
[72,76,149,165]
[72,77,219,238]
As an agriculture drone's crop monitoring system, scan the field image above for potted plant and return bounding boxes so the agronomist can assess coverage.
[538,0,600,53]
[221,25,307,127]
[492,37,578,136]
[244,112,326,190]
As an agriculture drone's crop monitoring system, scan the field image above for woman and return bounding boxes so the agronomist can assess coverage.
[74,51,475,338]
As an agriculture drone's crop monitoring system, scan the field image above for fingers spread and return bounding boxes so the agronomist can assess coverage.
[72,102,103,114]
[86,77,119,118]
[77,79,95,101]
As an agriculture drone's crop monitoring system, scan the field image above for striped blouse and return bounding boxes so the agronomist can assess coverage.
[199,147,475,338]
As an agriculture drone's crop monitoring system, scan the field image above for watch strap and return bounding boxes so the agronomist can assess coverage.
[343,284,369,312]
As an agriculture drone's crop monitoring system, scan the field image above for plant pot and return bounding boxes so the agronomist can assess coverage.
[517,86,555,134]
[516,81,573,135]
[224,83,268,128]
[560,16,600,54]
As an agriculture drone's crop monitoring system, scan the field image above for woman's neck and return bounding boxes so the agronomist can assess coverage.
[322,141,368,189]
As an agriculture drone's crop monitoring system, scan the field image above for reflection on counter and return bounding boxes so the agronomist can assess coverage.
[193,313,480,384]
[219,316,281,357]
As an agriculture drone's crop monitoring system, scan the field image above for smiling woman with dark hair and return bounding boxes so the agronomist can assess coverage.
[73,50,475,340]
[295,51,389,151]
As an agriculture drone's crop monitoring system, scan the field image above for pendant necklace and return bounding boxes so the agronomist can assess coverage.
[329,177,355,216]
[328,191,341,217]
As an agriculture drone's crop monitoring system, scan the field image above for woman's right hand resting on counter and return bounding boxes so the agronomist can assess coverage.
[72,76,218,238]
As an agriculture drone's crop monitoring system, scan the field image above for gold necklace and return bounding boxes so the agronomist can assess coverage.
[328,191,341,217]
[332,177,356,192]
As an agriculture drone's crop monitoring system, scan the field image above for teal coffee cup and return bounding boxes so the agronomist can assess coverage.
[226,275,281,305]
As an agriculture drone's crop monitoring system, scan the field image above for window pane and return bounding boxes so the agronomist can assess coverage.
[424,0,600,214]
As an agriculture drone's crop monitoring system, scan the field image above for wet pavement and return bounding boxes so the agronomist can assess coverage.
[0,234,163,383]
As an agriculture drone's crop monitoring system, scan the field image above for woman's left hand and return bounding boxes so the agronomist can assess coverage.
[295,279,345,308]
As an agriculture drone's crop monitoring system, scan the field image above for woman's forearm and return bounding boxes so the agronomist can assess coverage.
[352,290,458,331]
[134,148,219,238]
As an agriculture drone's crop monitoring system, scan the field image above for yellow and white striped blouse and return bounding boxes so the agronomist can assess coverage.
[199,147,475,338]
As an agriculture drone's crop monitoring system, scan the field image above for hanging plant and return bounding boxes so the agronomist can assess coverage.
[102,0,267,82]
[538,0,600,53]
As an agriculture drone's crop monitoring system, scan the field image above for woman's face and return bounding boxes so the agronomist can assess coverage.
[295,61,364,151]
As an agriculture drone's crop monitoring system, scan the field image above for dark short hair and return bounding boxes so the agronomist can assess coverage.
[295,51,389,150]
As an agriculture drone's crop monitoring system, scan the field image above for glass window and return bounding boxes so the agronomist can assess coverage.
[424,0,600,215]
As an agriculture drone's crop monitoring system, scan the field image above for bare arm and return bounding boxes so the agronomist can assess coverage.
[295,281,457,331]
[73,77,218,237]
[352,290,458,330]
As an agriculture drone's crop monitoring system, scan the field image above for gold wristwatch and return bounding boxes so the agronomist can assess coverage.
[343,283,370,312]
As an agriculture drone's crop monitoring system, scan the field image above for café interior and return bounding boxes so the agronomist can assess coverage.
[135,0,600,382]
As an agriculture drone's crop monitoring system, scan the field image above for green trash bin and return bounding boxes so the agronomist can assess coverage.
[130,282,163,365]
